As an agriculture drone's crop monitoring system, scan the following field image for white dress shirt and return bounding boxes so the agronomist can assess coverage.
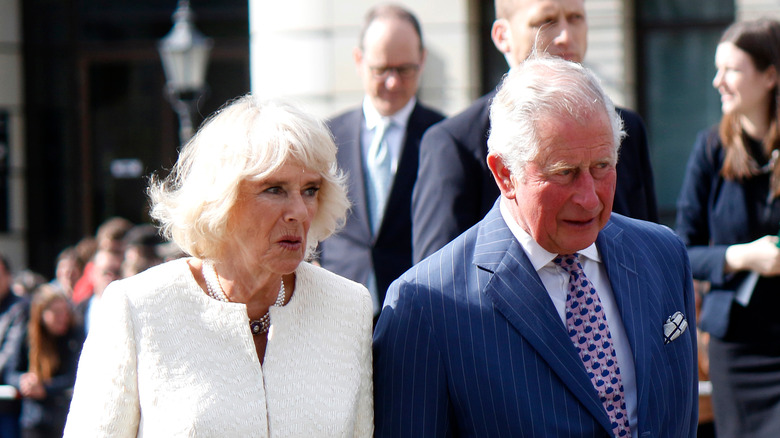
[361,96,416,174]
[500,200,639,437]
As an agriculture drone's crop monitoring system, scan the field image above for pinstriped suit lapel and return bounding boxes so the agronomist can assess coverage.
[597,219,651,430]
[475,207,614,433]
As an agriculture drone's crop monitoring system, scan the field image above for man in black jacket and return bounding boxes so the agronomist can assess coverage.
[412,0,658,262]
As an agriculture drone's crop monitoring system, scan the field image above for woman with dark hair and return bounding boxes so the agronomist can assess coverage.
[5,285,83,438]
[676,18,780,438]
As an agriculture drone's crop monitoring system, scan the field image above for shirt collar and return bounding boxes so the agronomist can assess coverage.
[498,197,601,271]
[362,96,416,131]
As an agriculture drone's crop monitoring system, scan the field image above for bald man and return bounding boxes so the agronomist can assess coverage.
[318,4,444,317]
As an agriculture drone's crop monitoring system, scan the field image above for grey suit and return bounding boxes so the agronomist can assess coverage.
[319,103,444,309]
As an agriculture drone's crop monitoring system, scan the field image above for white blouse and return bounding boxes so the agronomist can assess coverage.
[64,259,374,437]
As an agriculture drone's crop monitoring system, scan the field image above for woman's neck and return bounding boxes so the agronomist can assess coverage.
[740,107,771,142]
[210,259,290,320]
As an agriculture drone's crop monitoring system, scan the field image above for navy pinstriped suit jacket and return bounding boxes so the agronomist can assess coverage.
[373,204,698,437]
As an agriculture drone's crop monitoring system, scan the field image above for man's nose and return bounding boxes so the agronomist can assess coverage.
[553,22,571,46]
[572,172,600,210]
[384,70,401,89]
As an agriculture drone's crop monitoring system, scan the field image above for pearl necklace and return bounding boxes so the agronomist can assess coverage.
[202,259,286,335]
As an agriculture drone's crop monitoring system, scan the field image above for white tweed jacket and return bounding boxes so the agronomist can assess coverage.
[64,258,374,437]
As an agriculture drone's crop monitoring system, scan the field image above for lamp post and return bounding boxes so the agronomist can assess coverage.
[158,0,213,145]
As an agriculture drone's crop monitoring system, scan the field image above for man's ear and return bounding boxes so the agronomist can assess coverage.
[487,153,517,199]
[353,47,364,74]
[765,64,778,91]
[491,19,512,55]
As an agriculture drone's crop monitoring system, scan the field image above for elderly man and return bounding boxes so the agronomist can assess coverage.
[374,57,697,437]
[412,0,658,262]
[319,4,444,315]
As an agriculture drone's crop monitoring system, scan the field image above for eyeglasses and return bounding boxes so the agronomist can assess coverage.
[369,64,420,79]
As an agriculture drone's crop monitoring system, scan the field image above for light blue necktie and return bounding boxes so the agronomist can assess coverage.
[366,118,393,234]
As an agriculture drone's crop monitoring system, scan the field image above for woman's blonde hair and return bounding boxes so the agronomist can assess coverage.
[148,95,349,260]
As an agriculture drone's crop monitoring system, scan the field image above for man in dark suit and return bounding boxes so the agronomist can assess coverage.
[374,56,697,437]
[412,0,658,262]
[319,4,444,315]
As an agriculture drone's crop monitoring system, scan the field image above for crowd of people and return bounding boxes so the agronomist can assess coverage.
[0,1,777,437]
[0,217,176,437]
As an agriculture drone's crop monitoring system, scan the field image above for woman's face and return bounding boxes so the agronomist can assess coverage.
[42,298,71,337]
[713,42,777,118]
[226,160,321,275]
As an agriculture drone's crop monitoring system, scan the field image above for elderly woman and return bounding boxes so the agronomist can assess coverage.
[63,96,374,437]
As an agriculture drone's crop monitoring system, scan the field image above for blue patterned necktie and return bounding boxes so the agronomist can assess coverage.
[554,253,631,438]
[366,118,393,234]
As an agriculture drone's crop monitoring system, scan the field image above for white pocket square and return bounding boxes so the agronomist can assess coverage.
[663,311,688,344]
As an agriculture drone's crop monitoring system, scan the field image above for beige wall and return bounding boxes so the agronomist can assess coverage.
[585,0,635,109]
[0,0,26,271]
[737,0,780,20]
[249,0,478,119]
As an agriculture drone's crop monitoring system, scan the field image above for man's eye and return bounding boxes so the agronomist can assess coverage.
[534,18,556,28]
[592,163,613,178]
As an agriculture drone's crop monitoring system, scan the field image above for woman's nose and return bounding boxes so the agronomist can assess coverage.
[712,70,723,89]
[284,193,309,222]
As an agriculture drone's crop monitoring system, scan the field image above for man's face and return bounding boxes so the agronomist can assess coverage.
[504,109,616,254]
[494,0,588,67]
[92,250,122,298]
[354,17,425,116]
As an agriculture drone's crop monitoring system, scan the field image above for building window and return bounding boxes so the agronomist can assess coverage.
[636,0,734,223]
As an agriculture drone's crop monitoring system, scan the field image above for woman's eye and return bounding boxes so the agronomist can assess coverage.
[264,187,282,195]
[304,187,320,197]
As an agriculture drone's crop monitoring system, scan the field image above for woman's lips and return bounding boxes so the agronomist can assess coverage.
[278,235,303,250]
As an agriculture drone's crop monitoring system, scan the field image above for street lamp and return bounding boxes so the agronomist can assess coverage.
[158,0,213,145]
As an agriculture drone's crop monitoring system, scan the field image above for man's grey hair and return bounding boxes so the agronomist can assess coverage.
[487,56,626,178]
